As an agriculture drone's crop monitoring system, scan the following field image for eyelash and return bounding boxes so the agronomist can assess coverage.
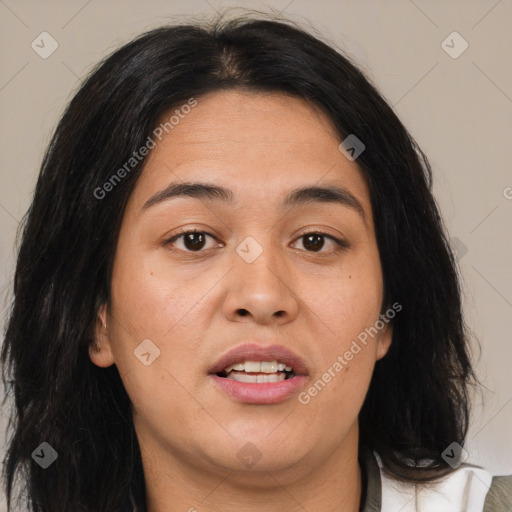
[165,228,348,254]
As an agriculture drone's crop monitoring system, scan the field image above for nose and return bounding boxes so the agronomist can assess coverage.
[221,240,299,325]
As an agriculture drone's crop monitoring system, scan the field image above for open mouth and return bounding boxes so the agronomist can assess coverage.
[216,361,297,383]
[209,346,308,403]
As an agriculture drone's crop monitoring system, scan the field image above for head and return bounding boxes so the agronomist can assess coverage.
[1,13,476,512]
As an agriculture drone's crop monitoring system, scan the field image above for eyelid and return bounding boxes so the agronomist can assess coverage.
[165,228,222,247]
[291,229,349,251]
[165,228,348,253]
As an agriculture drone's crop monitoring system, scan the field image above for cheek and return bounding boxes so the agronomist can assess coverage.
[110,244,223,339]
[117,361,207,453]
[107,247,223,396]
[301,251,383,407]
[107,254,208,424]
[308,262,383,347]
[300,311,379,437]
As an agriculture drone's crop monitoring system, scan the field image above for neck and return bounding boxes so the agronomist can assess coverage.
[141,423,363,512]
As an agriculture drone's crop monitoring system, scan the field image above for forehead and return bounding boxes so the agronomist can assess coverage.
[127,89,372,217]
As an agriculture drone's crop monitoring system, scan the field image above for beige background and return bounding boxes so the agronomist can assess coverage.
[1,0,511,508]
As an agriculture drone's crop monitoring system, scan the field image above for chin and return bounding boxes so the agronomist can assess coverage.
[202,430,309,475]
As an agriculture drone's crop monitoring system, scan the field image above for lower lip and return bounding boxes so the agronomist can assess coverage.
[209,374,308,404]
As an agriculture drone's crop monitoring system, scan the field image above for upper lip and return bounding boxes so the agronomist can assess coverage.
[209,343,309,376]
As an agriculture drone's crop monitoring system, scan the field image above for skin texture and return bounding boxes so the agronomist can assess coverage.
[89,89,392,512]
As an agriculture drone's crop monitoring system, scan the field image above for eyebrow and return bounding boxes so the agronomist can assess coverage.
[142,181,365,220]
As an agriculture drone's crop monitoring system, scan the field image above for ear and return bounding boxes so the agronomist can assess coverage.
[376,321,393,361]
[88,303,115,367]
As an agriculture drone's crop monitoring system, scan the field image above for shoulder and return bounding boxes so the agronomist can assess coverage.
[372,451,512,512]
[483,474,512,512]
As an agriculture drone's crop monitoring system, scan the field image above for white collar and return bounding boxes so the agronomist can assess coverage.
[374,451,493,512]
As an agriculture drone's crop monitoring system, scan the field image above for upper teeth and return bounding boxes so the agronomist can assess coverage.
[224,361,293,373]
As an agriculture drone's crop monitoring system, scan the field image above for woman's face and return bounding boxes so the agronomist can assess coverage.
[90,89,392,478]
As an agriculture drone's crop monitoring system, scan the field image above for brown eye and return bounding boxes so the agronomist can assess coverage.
[293,232,346,253]
[303,233,325,252]
[166,230,219,252]
[183,232,207,251]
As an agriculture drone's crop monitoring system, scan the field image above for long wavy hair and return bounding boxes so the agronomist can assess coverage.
[1,12,478,511]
